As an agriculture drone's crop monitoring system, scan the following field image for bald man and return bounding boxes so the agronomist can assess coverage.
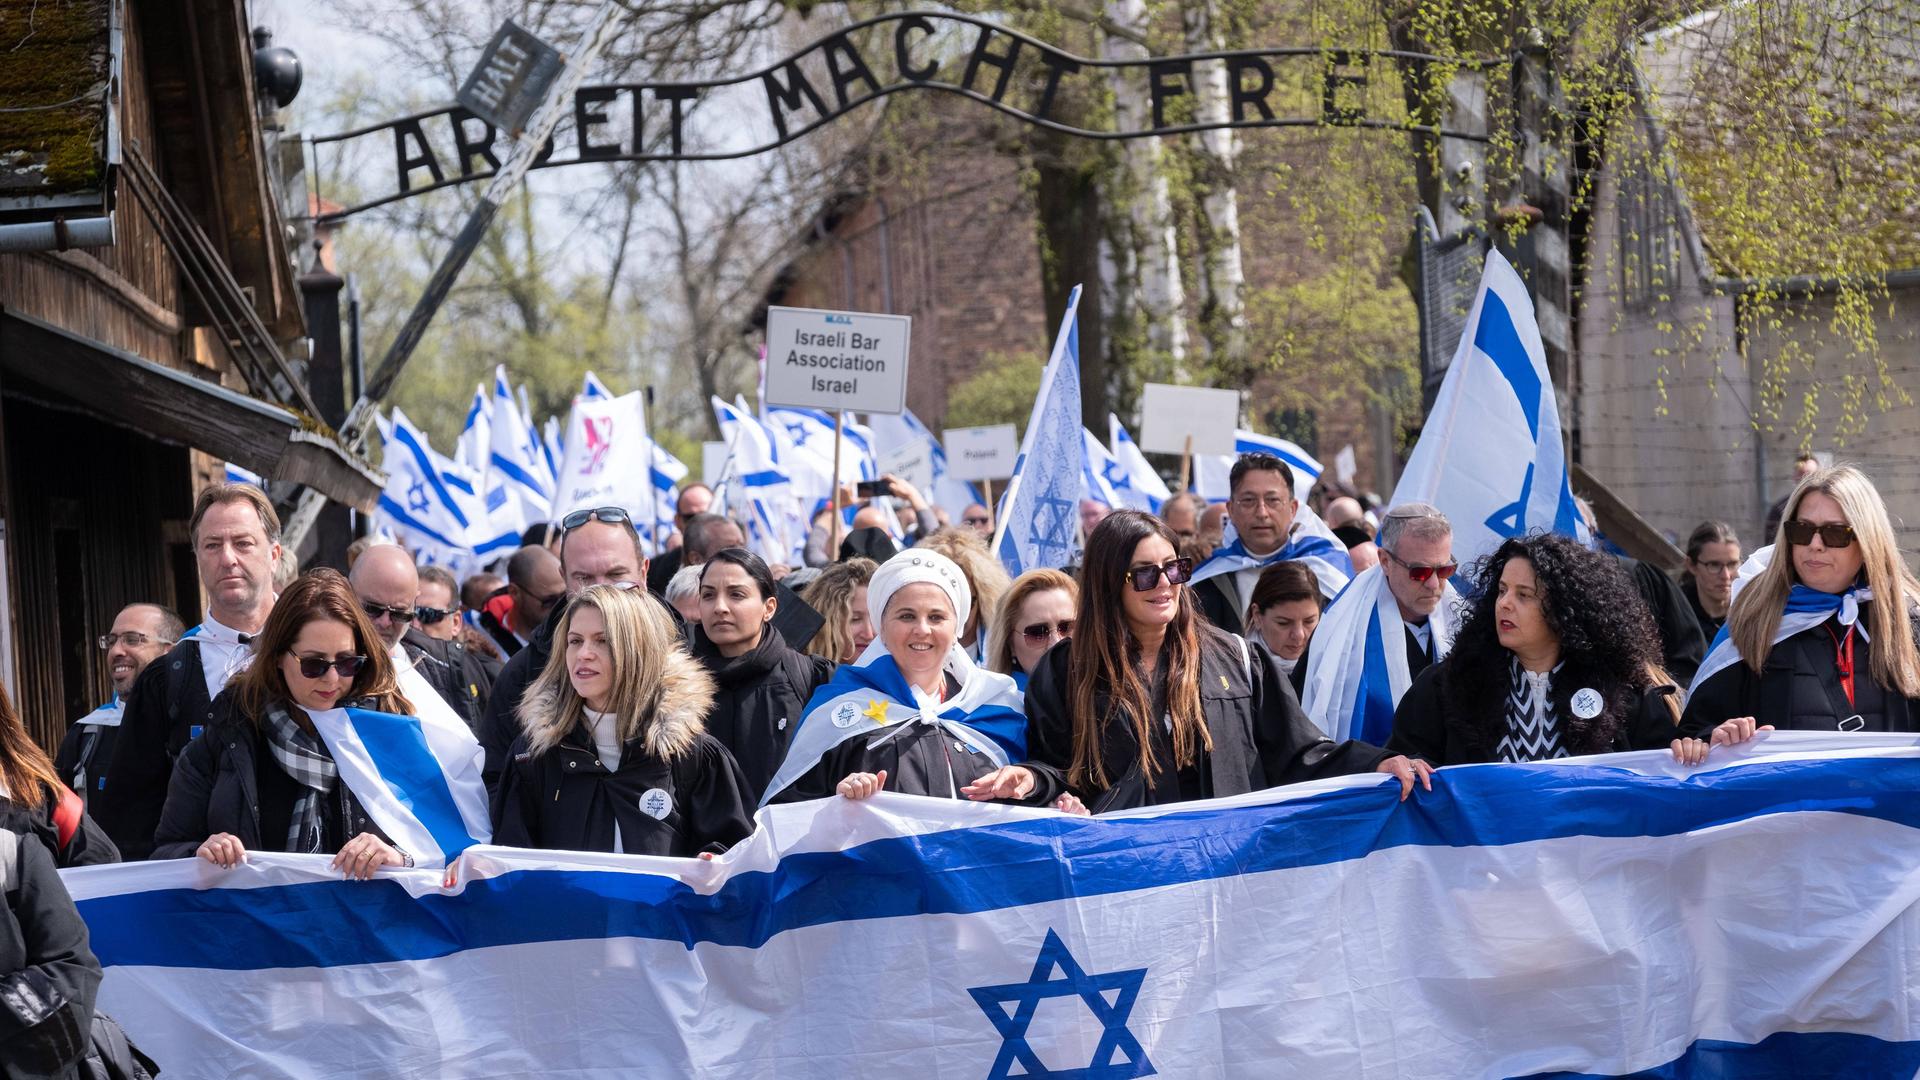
[350,545,497,729]
[57,602,183,810]
[1324,496,1369,533]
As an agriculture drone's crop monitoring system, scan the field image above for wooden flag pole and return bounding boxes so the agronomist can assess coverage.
[982,477,995,523]
[829,409,846,556]
[1177,434,1194,494]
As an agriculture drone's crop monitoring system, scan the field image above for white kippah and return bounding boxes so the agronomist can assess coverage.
[867,549,972,628]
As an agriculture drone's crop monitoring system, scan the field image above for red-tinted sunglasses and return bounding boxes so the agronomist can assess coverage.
[1387,552,1458,584]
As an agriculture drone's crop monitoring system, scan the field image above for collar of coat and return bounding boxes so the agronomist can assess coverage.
[520,645,715,762]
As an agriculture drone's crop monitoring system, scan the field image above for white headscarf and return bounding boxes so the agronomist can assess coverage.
[867,549,973,630]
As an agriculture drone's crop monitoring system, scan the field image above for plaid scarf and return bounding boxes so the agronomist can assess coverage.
[264,704,339,853]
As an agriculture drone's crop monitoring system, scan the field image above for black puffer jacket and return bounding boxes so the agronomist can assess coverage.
[690,626,834,803]
[1388,655,1680,765]
[1021,626,1391,813]
[150,692,394,861]
[1680,605,1920,737]
[0,830,100,1079]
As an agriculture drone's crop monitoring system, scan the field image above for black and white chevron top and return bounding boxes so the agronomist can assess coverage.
[1495,658,1570,764]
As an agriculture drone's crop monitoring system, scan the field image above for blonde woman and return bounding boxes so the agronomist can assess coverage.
[916,527,1012,663]
[1676,466,1920,758]
[492,585,754,856]
[986,569,1079,689]
[803,558,878,665]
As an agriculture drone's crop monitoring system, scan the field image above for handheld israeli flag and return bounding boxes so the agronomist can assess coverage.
[645,440,690,554]
[68,732,1920,1078]
[487,366,552,534]
[992,285,1087,576]
[867,408,983,515]
[580,370,614,400]
[713,395,803,564]
[1394,249,1584,576]
[761,639,1027,805]
[1107,415,1171,513]
[455,385,491,474]
[766,405,877,505]
[1300,565,1459,741]
[551,390,653,530]
[1190,503,1354,598]
[1081,427,1124,509]
[375,408,478,567]
[303,705,490,867]
[1193,431,1322,503]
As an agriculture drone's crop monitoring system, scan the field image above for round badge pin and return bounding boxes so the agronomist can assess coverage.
[833,703,860,728]
[1570,688,1604,720]
[639,788,674,820]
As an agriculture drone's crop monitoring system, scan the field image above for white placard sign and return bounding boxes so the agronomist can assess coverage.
[701,441,728,487]
[877,439,935,496]
[1138,383,1241,456]
[763,306,911,414]
[943,424,1018,481]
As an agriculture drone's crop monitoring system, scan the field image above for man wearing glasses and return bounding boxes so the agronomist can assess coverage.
[478,546,566,659]
[645,483,715,594]
[1374,505,1458,675]
[54,604,184,808]
[1190,454,1353,635]
[349,545,493,730]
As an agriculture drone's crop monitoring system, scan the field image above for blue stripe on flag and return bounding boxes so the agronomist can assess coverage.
[1475,289,1543,441]
[1529,1030,1920,1080]
[76,754,1920,969]
[377,496,464,551]
[344,708,477,861]
[489,452,551,499]
[392,423,471,529]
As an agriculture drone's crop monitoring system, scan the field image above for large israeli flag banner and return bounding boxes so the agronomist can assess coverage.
[64,732,1920,1078]
[992,285,1086,576]
[1392,249,1584,574]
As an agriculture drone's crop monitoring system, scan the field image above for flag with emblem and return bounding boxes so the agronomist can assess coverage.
[991,285,1087,576]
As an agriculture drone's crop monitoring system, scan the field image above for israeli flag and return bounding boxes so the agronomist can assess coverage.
[487,366,552,534]
[580,370,614,401]
[1107,415,1170,513]
[374,408,478,567]
[1080,427,1126,510]
[1393,249,1585,577]
[541,415,563,487]
[765,405,877,506]
[66,732,1920,1078]
[713,395,804,564]
[992,285,1087,576]
[1299,565,1459,741]
[1193,431,1322,504]
[455,385,491,474]
[867,408,983,515]
[303,705,489,867]
[762,638,1027,804]
[645,440,690,553]
[221,462,264,487]
[1190,502,1354,598]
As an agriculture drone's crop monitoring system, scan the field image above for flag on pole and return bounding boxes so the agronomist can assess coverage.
[374,408,482,568]
[1106,415,1171,513]
[581,370,614,401]
[488,367,552,533]
[68,732,1920,1078]
[765,406,876,507]
[1193,431,1322,504]
[1391,249,1585,577]
[1081,427,1123,509]
[645,441,690,554]
[713,396,803,564]
[455,385,491,474]
[550,391,654,532]
[991,286,1087,576]
[541,415,563,488]
[866,408,983,515]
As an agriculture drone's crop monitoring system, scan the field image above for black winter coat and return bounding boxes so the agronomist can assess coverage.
[492,648,754,856]
[1623,557,1707,688]
[52,714,117,813]
[1679,606,1920,738]
[93,640,218,860]
[1193,576,1245,636]
[0,792,117,870]
[1021,626,1392,813]
[1387,654,1680,765]
[150,692,394,861]
[689,626,834,802]
[0,830,100,1080]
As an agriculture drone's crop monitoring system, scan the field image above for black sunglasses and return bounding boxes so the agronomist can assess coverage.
[414,604,457,626]
[1020,619,1074,644]
[562,506,631,531]
[1785,519,1856,549]
[293,654,367,680]
[1125,557,1194,592]
[361,599,415,624]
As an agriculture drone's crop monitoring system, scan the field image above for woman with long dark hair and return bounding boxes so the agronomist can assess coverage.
[964,511,1427,814]
[690,548,835,802]
[1388,533,1681,765]
[0,686,116,868]
[153,569,419,877]
[1674,466,1920,760]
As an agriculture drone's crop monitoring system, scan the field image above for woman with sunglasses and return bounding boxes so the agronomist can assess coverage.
[986,569,1079,689]
[1388,533,1681,766]
[1675,466,1920,754]
[689,549,836,802]
[495,584,755,856]
[152,570,420,877]
[964,511,1428,814]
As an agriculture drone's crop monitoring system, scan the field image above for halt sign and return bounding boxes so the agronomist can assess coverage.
[764,306,910,415]
[455,20,564,137]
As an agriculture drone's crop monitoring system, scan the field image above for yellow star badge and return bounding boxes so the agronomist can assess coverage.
[864,699,892,726]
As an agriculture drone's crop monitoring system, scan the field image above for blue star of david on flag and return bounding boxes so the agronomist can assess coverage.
[1030,496,1076,558]
[969,929,1154,1080]
[406,480,431,515]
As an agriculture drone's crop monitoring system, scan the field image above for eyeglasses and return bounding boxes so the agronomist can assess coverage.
[1020,620,1074,644]
[98,632,174,651]
[414,605,457,626]
[1231,495,1292,513]
[292,654,367,680]
[1785,519,1856,549]
[1126,557,1194,592]
[361,599,415,624]
[1385,551,1458,584]
[561,506,631,531]
[1692,559,1740,575]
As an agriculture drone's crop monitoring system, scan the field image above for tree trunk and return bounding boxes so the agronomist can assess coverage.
[1101,0,1189,376]
[1180,0,1248,375]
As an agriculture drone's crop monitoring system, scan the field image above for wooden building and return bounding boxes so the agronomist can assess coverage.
[0,0,377,747]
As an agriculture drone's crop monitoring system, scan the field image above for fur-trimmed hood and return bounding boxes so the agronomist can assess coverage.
[515,646,717,762]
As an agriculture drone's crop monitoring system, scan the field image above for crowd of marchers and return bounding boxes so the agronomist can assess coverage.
[0,449,1911,1076]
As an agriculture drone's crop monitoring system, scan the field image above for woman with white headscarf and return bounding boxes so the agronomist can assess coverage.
[762,550,1076,809]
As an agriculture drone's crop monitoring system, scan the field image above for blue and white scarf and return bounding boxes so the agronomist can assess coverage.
[760,641,1027,806]
[1688,545,1873,697]
[1190,509,1355,600]
[1301,566,1458,742]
